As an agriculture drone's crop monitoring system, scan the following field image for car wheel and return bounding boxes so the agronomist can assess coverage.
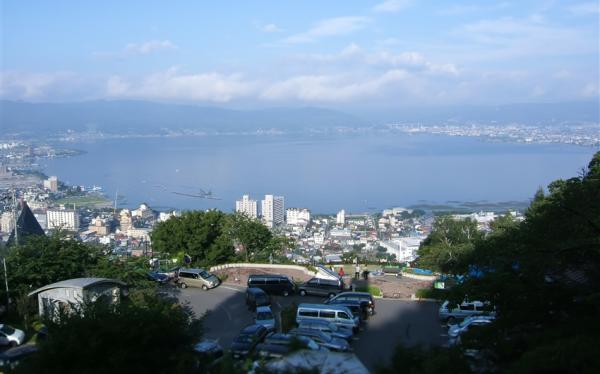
[202,285,208,291]
[180,282,187,289]
[299,290,307,296]
[282,290,289,297]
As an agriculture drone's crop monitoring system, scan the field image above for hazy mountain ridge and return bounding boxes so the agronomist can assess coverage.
[1,100,598,135]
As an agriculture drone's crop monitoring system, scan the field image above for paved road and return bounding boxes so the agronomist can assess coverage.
[179,284,446,372]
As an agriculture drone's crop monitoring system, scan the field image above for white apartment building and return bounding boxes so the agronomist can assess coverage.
[286,208,311,226]
[235,195,258,218]
[380,237,424,263]
[47,208,80,231]
[0,212,15,233]
[336,209,345,225]
[261,195,284,228]
[43,176,59,192]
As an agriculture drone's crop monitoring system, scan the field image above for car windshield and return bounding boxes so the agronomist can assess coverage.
[257,311,273,320]
[0,325,15,335]
[199,271,211,279]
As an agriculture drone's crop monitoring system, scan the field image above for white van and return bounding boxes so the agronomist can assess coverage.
[296,303,359,332]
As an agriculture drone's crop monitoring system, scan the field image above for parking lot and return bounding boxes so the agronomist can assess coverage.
[179,284,446,371]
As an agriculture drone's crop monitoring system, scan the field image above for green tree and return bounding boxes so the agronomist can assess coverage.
[16,294,203,374]
[416,216,482,272]
[446,151,600,372]
[150,210,235,267]
[224,213,273,262]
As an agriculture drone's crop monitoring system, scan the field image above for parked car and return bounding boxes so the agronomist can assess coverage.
[288,328,351,352]
[326,292,375,315]
[193,339,223,370]
[297,320,354,342]
[253,343,292,360]
[298,277,344,298]
[230,324,269,359]
[263,332,326,352]
[326,299,367,322]
[176,268,220,290]
[0,344,38,372]
[296,303,359,332]
[255,306,276,331]
[147,271,170,285]
[439,300,496,323]
[247,274,296,296]
[0,325,25,347]
[448,316,496,346]
[246,287,271,311]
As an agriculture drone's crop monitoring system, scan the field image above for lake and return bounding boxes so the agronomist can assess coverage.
[42,133,598,213]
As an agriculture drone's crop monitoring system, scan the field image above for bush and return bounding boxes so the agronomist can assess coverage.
[415,288,447,300]
[355,285,382,297]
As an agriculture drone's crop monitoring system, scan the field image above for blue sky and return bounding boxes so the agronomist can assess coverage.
[1,0,598,108]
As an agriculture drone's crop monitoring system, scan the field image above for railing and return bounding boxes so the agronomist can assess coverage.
[209,263,316,277]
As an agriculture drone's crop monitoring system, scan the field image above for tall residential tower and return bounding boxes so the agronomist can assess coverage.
[235,195,258,218]
[261,195,284,228]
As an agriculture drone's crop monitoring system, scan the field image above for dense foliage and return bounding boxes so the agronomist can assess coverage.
[16,294,202,374]
[151,211,291,266]
[416,216,482,272]
[400,152,600,373]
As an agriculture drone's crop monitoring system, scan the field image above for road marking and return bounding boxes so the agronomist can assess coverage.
[221,285,244,293]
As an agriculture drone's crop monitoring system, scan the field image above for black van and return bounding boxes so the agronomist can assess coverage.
[247,274,296,296]
[246,287,271,311]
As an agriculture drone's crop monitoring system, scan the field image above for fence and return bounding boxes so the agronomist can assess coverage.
[209,263,316,277]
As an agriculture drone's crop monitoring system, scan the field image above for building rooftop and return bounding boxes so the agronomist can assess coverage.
[28,277,127,297]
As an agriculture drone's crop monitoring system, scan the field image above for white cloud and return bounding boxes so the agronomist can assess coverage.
[373,0,412,13]
[284,17,370,44]
[568,2,599,15]
[105,68,256,102]
[124,40,177,55]
[261,70,408,102]
[261,23,282,33]
[0,71,76,99]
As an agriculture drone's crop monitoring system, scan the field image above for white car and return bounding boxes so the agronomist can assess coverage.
[255,306,276,331]
[0,325,26,347]
[439,300,495,323]
[448,316,495,345]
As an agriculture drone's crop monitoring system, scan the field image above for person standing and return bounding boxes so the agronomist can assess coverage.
[355,264,361,279]
[339,267,345,277]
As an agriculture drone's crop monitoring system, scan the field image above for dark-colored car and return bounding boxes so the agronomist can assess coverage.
[147,271,170,284]
[247,274,296,296]
[263,332,325,352]
[327,299,367,321]
[230,324,268,359]
[193,339,224,370]
[246,287,271,311]
[326,292,375,315]
[0,344,38,373]
[254,343,292,360]
[297,277,344,298]
[297,320,354,342]
[288,328,351,352]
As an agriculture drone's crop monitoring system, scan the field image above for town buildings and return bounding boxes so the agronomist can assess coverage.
[0,211,15,233]
[43,176,59,192]
[47,207,80,231]
[286,208,311,226]
[235,194,258,218]
[262,194,284,228]
[336,209,346,226]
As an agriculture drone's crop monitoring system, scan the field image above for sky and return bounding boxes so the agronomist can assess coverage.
[1,0,598,109]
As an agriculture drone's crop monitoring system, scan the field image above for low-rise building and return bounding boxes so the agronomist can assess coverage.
[47,207,80,231]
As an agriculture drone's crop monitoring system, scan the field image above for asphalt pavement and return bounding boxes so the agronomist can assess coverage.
[178,284,446,372]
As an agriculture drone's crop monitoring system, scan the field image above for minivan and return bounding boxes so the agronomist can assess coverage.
[439,300,496,323]
[176,268,220,290]
[246,287,271,311]
[297,277,344,298]
[326,292,375,315]
[247,274,295,296]
[296,303,359,332]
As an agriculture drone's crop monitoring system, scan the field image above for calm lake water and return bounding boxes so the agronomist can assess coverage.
[42,133,598,213]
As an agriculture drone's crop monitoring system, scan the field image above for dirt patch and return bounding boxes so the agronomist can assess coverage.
[214,267,314,286]
[367,275,433,299]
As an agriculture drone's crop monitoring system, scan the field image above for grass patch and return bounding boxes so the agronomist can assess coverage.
[415,287,447,300]
[355,285,382,297]
[55,194,111,207]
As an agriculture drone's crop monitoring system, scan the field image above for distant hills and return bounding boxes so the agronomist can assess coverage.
[1,100,597,135]
[0,100,365,134]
